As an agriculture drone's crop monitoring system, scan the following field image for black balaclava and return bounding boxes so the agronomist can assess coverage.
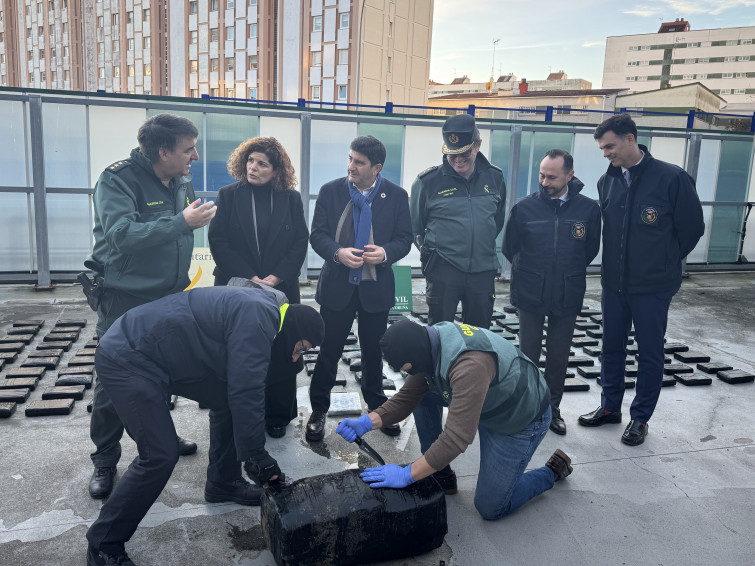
[278,304,325,356]
[379,319,434,375]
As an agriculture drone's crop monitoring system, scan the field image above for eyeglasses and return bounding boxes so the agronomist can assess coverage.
[447,148,474,160]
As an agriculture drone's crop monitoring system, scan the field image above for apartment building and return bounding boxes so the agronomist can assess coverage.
[602,20,755,103]
[0,0,433,106]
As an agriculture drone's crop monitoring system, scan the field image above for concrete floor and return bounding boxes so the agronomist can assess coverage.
[0,273,753,566]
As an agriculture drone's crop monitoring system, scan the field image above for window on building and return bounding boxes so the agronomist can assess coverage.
[726,40,737,46]
[683,74,694,79]
[113,66,120,77]
[629,45,638,51]
[312,51,321,65]
[337,85,347,99]
[736,72,746,78]
[143,8,150,22]
[227,27,235,40]
[626,76,636,81]
[98,15,103,27]
[387,57,392,72]
[697,73,707,79]
[128,38,134,51]
[227,0,234,8]
[313,16,322,32]
[190,1,198,15]
[63,22,67,33]
[211,28,219,42]
[338,49,348,65]
[687,42,700,48]
[112,13,118,25]
[98,42,104,53]
[211,88,219,96]
[39,26,44,36]
[190,31,198,44]
[191,89,199,97]
[99,67,105,78]
[733,88,746,94]
[248,54,258,69]
[698,57,709,63]
[29,72,34,83]
[63,45,69,57]
[40,49,46,60]
[40,71,46,82]
[64,69,69,81]
[249,0,257,5]
[723,72,734,78]
[127,11,133,24]
[685,58,695,64]
[738,55,750,61]
[145,64,151,76]
[627,61,638,66]
[113,40,119,52]
[640,45,650,50]
[340,13,349,28]
[741,39,752,45]
[128,65,135,76]
[27,27,32,39]
[389,22,393,37]
[227,88,235,97]
[311,85,320,100]
[701,41,712,47]
[211,58,219,71]
[191,60,198,72]
[211,0,219,11]
[725,56,736,62]
[227,58,235,71]
[719,89,730,94]
[144,37,150,49]
[51,71,56,82]
[249,23,257,38]
[38,3,43,13]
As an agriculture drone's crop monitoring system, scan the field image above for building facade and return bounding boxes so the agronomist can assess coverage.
[429,72,591,98]
[0,0,433,105]
[602,20,755,104]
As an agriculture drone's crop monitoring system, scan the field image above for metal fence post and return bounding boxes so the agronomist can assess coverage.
[501,125,523,278]
[300,112,312,282]
[681,133,703,277]
[29,95,52,289]
[545,106,553,122]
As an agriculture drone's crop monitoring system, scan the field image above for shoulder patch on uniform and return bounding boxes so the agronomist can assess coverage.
[418,165,439,179]
[488,163,503,173]
[107,159,132,173]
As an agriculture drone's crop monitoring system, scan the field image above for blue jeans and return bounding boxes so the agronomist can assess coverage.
[413,392,555,520]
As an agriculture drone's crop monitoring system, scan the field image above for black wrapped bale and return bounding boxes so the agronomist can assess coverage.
[261,469,447,566]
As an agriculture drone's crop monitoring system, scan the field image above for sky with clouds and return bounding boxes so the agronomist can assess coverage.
[430,0,755,87]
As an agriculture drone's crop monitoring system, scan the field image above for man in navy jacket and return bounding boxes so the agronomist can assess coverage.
[503,149,601,436]
[85,284,323,566]
[306,135,412,442]
[578,114,704,446]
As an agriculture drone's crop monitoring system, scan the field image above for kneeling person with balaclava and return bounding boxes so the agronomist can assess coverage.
[86,284,324,566]
[337,319,571,521]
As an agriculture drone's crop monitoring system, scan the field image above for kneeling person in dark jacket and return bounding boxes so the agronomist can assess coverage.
[86,285,324,566]
[337,319,572,521]
[503,149,601,435]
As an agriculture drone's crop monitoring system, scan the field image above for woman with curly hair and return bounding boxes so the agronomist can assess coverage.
[209,137,309,438]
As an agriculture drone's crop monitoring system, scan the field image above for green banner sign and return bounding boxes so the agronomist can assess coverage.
[390,265,412,313]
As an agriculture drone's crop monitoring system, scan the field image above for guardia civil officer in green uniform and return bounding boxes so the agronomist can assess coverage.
[410,114,507,328]
[84,114,217,500]
[337,318,573,521]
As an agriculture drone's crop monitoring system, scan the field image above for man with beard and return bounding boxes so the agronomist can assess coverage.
[86,283,324,566]
[503,149,601,436]
[336,318,572,520]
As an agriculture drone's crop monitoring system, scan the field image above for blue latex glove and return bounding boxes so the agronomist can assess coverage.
[336,414,373,443]
[360,464,414,489]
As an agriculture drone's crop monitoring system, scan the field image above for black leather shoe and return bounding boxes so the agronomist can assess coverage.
[266,425,287,438]
[432,467,458,495]
[177,436,197,456]
[87,545,136,566]
[88,466,116,499]
[578,406,622,427]
[306,410,327,442]
[545,449,573,482]
[204,478,262,506]
[621,420,648,446]
[380,423,401,437]
[549,415,567,435]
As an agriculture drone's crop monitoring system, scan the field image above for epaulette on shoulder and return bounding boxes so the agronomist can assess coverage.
[106,159,132,173]
[418,165,439,179]
[489,163,503,173]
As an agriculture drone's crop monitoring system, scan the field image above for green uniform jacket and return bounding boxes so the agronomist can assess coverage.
[431,321,548,435]
[85,147,195,301]
[410,153,506,273]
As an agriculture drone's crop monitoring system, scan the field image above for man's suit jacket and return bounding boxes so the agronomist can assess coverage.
[310,176,412,313]
[208,181,309,303]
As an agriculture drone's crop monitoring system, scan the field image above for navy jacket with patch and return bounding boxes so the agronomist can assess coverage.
[598,146,704,294]
[503,177,601,316]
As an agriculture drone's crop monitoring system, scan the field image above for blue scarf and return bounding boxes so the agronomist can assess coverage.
[348,173,382,285]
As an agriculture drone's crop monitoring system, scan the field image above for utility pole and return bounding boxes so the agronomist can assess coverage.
[491,38,501,82]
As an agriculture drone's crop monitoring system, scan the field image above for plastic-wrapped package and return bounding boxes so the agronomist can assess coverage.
[261,469,447,566]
